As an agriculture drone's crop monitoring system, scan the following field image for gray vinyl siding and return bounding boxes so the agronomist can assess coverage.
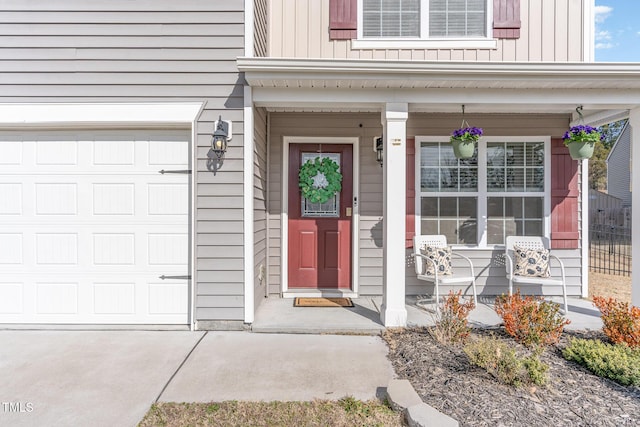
[0,0,247,324]
[254,107,268,310]
[607,124,632,207]
[254,0,268,57]
[268,112,583,297]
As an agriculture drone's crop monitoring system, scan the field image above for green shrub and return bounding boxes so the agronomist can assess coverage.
[464,336,549,387]
[494,291,570,349]
[562,338,640,386]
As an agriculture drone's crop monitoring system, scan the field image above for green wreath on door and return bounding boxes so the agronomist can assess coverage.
[298,157,342,204]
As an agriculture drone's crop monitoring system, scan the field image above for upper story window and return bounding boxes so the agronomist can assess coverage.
[361,0,488,40]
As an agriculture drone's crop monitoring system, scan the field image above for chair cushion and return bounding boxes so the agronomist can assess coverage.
[420,245,453,276]
[513,245,550,278]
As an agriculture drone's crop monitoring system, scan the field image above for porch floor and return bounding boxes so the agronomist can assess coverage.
[251,295,603,334]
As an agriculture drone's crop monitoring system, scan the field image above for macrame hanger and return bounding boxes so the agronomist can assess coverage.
[576,105,584,124]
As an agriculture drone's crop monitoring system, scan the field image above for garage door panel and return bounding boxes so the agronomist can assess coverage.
[0,130,190,325]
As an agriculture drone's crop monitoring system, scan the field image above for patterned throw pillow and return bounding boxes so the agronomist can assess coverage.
[513,245,550,278]
[419,245,453,276]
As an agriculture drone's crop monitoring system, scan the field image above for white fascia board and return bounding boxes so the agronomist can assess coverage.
[252,87,640,108]
[0,103,204,125]
[238,58,640,81]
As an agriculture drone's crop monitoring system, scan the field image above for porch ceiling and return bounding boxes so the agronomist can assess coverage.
[238,58,640,119]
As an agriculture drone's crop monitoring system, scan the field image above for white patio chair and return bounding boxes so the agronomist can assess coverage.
[413,235,477,307]
[504,236,568,313]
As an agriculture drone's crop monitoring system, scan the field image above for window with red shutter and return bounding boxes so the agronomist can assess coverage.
[329,0,357,40]
[406,139,415,248]
[330,1,515,44]
[493,0,521,39]
[550,138,579,249]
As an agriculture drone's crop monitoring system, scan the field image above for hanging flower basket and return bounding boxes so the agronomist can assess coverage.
[298,157,342,204]
[562,125,602,160]
[450,126,482,159]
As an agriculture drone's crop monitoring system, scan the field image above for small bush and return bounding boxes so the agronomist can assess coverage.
[562,338,640,386]
[494,290,570,348]
[464,336,549,386]
[592,296,640,348]
[429,290,475,344]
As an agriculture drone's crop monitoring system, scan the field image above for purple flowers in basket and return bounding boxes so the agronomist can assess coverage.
[451,126,483,142]
[562,125,603,145]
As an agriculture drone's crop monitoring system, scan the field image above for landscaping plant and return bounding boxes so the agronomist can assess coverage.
[494,291,570,348]
[464,335,549,386]
[429,290,475,344]
[562,338,640,386]
[592,296,640,348]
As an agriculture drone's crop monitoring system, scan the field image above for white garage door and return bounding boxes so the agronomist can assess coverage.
[0,129,190,324]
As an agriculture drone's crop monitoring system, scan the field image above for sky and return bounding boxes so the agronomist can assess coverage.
[594,1,640,62]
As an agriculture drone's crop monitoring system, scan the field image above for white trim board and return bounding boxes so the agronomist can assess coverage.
[0,103,203,126]
[281,136,360,296]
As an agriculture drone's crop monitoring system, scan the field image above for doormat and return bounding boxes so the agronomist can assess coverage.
[293,297,354,308]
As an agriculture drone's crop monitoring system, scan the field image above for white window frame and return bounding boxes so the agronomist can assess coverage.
[415,136,552,249]
[354,0,497,49]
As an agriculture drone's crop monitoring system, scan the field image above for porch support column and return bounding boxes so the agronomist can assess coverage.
[630,108,640,306]
[380,103,408,327]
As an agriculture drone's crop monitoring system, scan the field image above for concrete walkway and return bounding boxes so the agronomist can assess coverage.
[0,330,394,427]
[0,331,204,427]
[160,332,394,402]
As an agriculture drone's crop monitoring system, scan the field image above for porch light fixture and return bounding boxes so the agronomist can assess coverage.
[210,115,231,160]
[374,136,383,167]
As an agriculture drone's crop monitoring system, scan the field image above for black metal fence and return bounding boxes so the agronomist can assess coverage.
[589,224,632,276]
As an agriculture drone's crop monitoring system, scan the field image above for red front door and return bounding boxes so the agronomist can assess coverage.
[288,144,353,289]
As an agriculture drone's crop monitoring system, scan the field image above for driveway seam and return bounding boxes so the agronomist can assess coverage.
[154,331,208,403]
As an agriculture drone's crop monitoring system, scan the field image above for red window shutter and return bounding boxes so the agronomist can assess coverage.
[406,138,415,248]
[493,0,521,39]
[550,138,579,249]
[329,0,357,40]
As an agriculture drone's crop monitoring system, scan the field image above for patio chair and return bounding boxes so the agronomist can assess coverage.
[413,235,478,308]
[504,236,568,313]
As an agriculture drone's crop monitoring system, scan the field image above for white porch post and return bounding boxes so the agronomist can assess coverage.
[380,103,408,326]
[630,108,640,307]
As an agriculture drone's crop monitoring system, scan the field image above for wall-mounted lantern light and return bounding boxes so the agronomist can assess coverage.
[210,115,231,160]
[207,116,232,174]
[374,136,383,167]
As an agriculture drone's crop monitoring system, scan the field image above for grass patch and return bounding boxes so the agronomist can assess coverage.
[138,398,403,427]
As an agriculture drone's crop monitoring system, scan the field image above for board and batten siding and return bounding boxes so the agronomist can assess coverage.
[607,124,632,207]
[0,0,247,326]
[268,112,584,297]
[268,0,585,62]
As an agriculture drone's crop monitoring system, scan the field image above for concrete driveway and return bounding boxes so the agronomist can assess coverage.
[0,331,395,426]
[0,330,204,427]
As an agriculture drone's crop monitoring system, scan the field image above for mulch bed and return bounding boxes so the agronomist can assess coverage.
[383,328,640,427]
